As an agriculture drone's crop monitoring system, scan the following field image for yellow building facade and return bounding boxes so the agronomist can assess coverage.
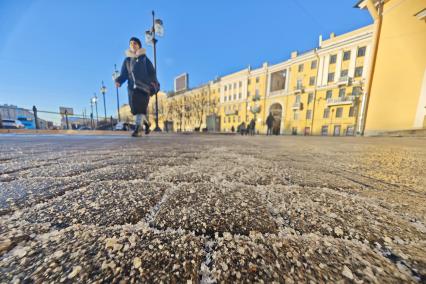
[268,25,374,136]
[356,0,426,134]
[165,24,374,135]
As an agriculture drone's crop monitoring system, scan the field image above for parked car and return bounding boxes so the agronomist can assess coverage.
[115,122,135,131]
[76,125,92,130]
[1,119,25,129]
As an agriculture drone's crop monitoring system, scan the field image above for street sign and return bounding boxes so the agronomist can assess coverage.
[174,73,189,92]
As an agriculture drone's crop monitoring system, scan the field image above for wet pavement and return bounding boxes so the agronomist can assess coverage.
[0,134,425,283]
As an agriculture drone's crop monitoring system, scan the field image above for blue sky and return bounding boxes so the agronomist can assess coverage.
[0,0,372,121]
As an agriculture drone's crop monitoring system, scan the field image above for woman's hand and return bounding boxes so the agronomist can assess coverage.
[115,82,121,88]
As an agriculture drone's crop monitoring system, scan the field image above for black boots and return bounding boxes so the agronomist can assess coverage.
[144,122,151,135]
[131,125,143,137]
[132,122,151,137]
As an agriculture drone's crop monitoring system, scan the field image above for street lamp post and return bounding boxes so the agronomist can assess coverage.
[92,94,99,125]
[145,10,164,132]
[112,65,121,122]
[100,81,107,121]
[90,99,95,129]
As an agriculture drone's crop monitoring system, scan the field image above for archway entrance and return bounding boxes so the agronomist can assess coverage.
[269,103,283,135]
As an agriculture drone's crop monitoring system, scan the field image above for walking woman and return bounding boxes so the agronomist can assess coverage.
[115,37,160,137]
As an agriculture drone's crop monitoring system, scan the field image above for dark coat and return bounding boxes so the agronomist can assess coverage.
[115,49,159,115]
[249,119,256,129]
[266,113,274,128]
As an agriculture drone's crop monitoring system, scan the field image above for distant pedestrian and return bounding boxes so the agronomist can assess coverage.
[249,118,256,136]
[115,37,160,137]
[266,112,274,136]
[231,125,235,133]
[240,122,246,136]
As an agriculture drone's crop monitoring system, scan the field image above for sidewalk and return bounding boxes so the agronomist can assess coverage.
[0,135,424,282]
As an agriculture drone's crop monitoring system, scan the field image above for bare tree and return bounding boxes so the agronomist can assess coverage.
[169,98,184,132]
[192,93,209,129]
[183,97,193,131]
[208,96,219,116]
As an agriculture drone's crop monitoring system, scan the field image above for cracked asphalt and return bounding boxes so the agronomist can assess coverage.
[0,134,425,283]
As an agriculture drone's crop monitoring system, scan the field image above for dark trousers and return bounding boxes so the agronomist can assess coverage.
[128,88,150,115]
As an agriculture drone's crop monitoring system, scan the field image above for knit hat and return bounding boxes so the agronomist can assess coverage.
[129,37,142,47]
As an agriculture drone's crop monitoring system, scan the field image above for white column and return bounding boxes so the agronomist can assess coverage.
[322,54,330,85]
[348,47,357,78]
[362,45,372,78]
[285,68,290,92]
[266,72,272,97]
[317,56,324,87]
[334,50,343,82]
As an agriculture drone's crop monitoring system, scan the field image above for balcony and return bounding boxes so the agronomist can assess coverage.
[337,76,352,86]
[292,102,302,110]
[326,96,355,106]
[225,110,238,116]
[294,85,304,94]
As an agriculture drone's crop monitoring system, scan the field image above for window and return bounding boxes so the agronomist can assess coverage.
[233,94,236,100]
[336,107,343,118]
[293,111,299,120]
[255,89,259,96]
[326,90,333,99]
[233,116,236,123]
[233,83,237,89]
[295,95,301,103]
[238,116,241,123]
[224,86,227,91]
[328,72,335,83]
[354,66,363,77]
[229,84,232,90]
[357,46,366,57]
[340,69,348,78]
[247,91,251,97]
[224,117,226,123]
[339,88,346,97]
[228,117,231,123]
[270,69,287,92]
[311,60,317,69]
[309,76,316,86]
[239,81,242,88]
[238,93,242,99]
[349,106,355,117]
[296,79,303,89]
[329,54,337,64]
[343,51,351,61]
[334,125,341,136]
[346,126,355,136]
[256,77,259,83]
[352,86,362,96]
[321,126,329,136]
[248,79,251,85]
[308,93,314,104]
[306,110,312,120]
[228,95,231,101]
[323,108,330,118]
[298,64,304,72]
[224,96,227,102]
